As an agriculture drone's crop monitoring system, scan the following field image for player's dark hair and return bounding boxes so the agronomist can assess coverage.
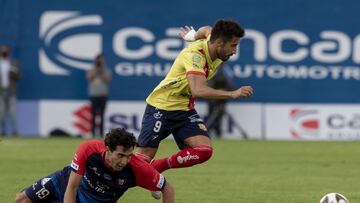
[209,19,245,43]
[104,128,137,151]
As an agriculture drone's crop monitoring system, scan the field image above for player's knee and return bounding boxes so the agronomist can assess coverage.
[194,145,213,163]
[15,192,32,203]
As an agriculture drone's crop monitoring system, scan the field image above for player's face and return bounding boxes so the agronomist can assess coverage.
[217,36,240,61]
[106,145,134,171]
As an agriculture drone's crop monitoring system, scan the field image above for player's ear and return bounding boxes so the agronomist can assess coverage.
[214,38,224,47]
[105,146,111,153]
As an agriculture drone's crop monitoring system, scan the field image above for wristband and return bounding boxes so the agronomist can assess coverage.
[183,27,196,42]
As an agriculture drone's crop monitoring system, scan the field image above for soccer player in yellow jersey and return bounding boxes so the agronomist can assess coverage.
[135,19,253,199]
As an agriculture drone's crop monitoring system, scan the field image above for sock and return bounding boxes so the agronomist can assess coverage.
[151,145,213,173]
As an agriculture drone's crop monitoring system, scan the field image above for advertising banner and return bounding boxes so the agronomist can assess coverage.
[39,100,262,139]
[16,0,360,103]
[265,104,360,140]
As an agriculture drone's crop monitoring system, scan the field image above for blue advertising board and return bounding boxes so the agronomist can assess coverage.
[8,0,360,102]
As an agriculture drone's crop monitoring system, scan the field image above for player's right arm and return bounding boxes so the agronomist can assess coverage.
[132,156,175,203]
[64,171,82,203]
[187,73,253,99]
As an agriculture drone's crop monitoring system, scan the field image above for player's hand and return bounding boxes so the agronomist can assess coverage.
[230,86,253,99]
[179,26,196,42]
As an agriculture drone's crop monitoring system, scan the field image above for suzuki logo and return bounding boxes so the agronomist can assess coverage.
[73,104,92,134]
[39,11,103,75]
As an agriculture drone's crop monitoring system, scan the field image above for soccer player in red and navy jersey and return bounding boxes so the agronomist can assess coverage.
[15,128,175,203]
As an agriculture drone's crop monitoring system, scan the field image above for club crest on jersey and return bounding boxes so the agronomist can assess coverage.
[198,123,207,131]
[192,54,201,63]
[117,179,125,185]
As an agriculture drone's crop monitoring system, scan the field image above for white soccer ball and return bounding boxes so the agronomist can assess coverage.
[320,193,349,203]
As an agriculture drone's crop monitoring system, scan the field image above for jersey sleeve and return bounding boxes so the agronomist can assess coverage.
[183,51,207,76]
[131,157,166,191]
[70,141,98,176]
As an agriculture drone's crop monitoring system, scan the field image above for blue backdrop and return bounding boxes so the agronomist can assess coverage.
[4,0,360,102]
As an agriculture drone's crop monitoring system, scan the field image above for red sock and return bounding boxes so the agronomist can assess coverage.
[151,145,213,173]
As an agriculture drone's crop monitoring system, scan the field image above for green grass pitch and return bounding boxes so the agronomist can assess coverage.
[1,137,360,202]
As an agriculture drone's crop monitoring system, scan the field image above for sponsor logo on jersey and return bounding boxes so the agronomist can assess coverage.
[89,166,101,176]
[103,173,112,181]
[41,177,51,186]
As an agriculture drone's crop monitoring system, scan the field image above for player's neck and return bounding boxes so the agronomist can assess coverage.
[104,152,113,169]
[207,41,218,61]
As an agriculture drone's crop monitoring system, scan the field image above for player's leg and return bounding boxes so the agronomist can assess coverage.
[150,111,213,173]
[135,105,172,200]
[15,173,59,203]
[14,192,32,203]
[135,105,170,163]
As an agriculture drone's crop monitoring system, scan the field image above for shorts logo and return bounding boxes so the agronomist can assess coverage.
[151,134,159,141]
[153,111,163,119]
[39,11,103,75]
[71,160,79,171]
[41,177,51,186]
[198,123,207,131]
[188,114,203,123]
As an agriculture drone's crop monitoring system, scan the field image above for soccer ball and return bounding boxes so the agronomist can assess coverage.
[319,193,349,203]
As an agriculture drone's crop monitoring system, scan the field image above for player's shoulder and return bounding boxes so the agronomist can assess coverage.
[78,139,105,153]
[187,39,207,54]
[129,155,152,170]
[182,40,207,61]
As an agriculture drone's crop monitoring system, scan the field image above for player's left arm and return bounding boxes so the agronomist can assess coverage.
[64,171,82,203]
[161,181,175,203]
[180,26,212,42]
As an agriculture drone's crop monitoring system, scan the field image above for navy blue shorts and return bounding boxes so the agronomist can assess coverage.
[138,104,209,149]
[23,167,70,203]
